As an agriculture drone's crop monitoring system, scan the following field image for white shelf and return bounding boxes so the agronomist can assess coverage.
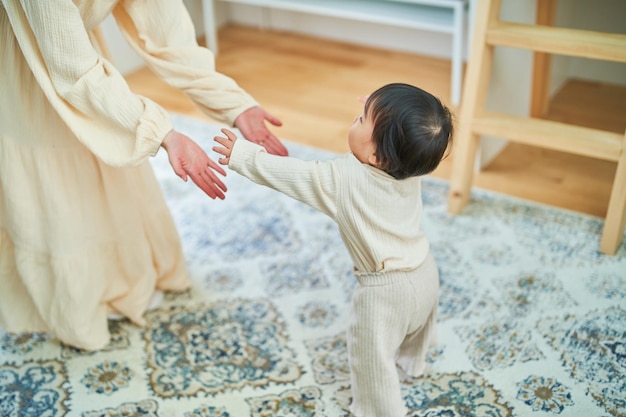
[203,0,468,105]
[218,0,462,33]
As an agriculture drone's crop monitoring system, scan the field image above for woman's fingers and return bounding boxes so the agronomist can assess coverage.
[194,174,225,199]
[208,158,227,176]
[185,159,227,199]
[205,166,227,193]
[257,134,288,156]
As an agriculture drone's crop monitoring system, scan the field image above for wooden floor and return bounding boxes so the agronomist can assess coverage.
[124,25,626,218]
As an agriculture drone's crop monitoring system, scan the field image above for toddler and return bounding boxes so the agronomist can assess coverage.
[213,83,453,417]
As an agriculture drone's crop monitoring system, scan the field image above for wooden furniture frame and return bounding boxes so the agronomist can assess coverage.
[447,0,626,255]
[202,0,469,105]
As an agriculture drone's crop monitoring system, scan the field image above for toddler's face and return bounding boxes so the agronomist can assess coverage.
[348,109,378,167]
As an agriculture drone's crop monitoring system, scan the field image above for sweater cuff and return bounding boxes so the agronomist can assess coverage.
[229,136,264,172]
[135,99,173,159]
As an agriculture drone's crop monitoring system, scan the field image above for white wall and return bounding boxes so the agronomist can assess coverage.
[555,0,626,86]
[99,14,142,74]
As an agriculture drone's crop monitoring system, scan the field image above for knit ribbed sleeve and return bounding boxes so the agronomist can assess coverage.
[228,138,430,274]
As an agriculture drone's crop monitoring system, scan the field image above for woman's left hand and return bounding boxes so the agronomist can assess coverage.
[234,106,288,156]
[162,130,227,199]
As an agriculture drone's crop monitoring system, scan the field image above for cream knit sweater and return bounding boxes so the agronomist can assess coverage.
[229,139,430,273]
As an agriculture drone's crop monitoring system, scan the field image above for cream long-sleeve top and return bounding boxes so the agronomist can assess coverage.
[229,140,430,273]
[1,0,258,167]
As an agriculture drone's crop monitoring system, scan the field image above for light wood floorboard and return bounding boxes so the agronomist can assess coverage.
[124,25,626,218]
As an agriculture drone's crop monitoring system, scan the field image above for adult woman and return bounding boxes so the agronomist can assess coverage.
[0,0,288,350]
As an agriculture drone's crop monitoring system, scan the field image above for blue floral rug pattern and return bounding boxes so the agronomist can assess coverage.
[144,299,301,398]
[1,115,624,417]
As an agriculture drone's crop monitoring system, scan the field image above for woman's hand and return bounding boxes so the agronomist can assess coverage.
[161,130,227,199]
[234,106,288,156]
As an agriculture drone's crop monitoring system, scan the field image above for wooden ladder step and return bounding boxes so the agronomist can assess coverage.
[472,113,624,161]
[486,22,626,62]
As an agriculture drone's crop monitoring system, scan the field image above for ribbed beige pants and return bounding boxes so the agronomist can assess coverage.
[348,252,439,417]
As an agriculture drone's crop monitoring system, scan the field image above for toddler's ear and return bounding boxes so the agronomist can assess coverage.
[367,152,381,168]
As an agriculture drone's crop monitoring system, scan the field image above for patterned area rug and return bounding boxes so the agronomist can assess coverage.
[1,115,625,417]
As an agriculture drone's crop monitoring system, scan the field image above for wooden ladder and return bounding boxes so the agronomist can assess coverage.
[447,0,626,255]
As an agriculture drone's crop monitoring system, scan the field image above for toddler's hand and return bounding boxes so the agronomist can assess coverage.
[213,128,239,166]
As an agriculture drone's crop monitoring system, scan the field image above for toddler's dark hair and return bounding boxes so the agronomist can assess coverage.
[365,83,454,179]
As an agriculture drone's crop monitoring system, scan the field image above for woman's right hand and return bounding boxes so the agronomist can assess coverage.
[234,106,288,156]
[161,130,227,199]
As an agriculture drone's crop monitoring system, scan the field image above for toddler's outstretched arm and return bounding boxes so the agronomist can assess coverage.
[213,128,238,166]
[212,128,338,218]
